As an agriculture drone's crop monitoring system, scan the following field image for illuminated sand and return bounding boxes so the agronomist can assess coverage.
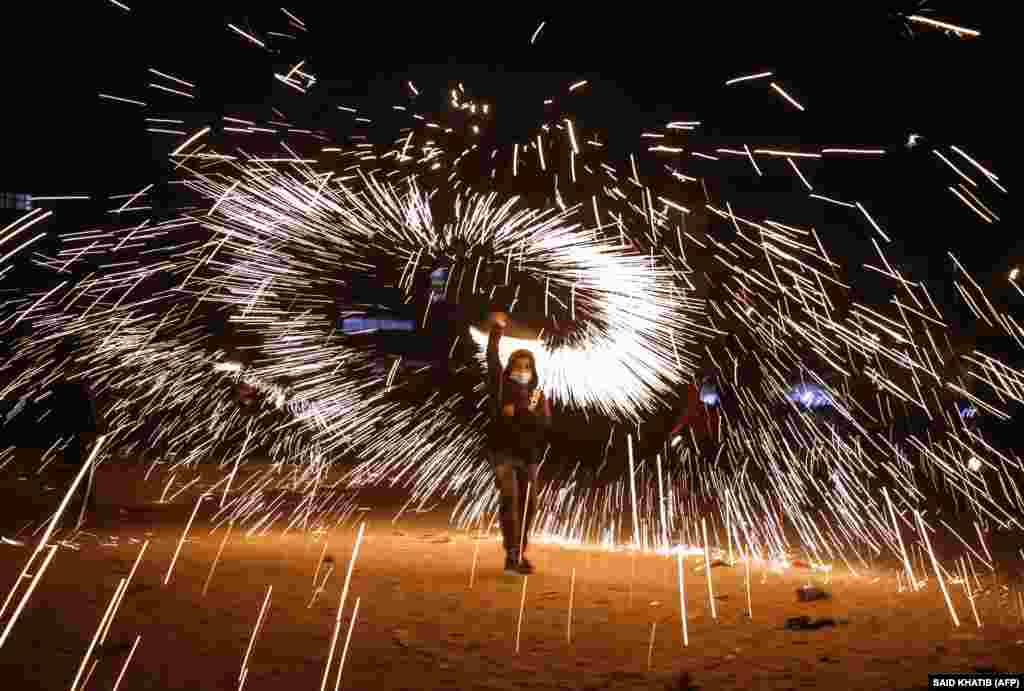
[1,459,1021,690]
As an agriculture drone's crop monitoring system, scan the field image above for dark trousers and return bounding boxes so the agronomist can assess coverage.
[491,453,539,558]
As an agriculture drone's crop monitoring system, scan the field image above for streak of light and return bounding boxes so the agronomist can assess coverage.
[171,126,211,156]
[753,149,821,158]
[906,15,981,38]
[228,24,266,48]
[821,148,885,155]
[949,146,1000,186]
[856,202,891,243]
[809,193,856,208]
[148,68,196,89]
[725,71,773,85]
[98,93,147,107]
[566,119,579,154]
[530,21,546,45]
[948,187,994,223]
[787,158,813,192]
[333,597,361,691]
[770,82,805,111]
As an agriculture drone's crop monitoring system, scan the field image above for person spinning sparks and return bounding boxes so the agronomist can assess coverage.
[485,311,551,575]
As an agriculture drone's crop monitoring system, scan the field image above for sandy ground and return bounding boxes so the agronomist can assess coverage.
[0,456,1023,690]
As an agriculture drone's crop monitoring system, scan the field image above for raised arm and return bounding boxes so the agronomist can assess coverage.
[487,326,503,382]
[486,312,509,418]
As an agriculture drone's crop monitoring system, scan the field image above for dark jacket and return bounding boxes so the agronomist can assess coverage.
[486,327,552,462]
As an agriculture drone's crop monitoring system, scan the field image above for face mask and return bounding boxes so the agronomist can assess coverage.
[509,372,531,385]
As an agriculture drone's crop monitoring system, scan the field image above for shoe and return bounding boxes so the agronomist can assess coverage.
[504,553,521,574]
[517,557,535,575]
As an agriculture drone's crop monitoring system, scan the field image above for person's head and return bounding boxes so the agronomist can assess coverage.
[237,381,257,407]
[506,349,539,390]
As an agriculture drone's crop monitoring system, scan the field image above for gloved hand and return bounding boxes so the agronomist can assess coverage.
[527,389,542,412]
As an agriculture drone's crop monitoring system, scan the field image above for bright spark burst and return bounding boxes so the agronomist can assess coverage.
[0,7,1018,599]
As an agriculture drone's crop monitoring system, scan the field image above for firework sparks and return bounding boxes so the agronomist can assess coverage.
[0,11,1018,662]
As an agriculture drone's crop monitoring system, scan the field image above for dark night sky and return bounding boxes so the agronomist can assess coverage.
[1,3,1015,324]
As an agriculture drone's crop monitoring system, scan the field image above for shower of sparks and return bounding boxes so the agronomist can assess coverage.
[0,8,1018,644]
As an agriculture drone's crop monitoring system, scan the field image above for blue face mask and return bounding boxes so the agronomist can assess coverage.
[509,372,531,385]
